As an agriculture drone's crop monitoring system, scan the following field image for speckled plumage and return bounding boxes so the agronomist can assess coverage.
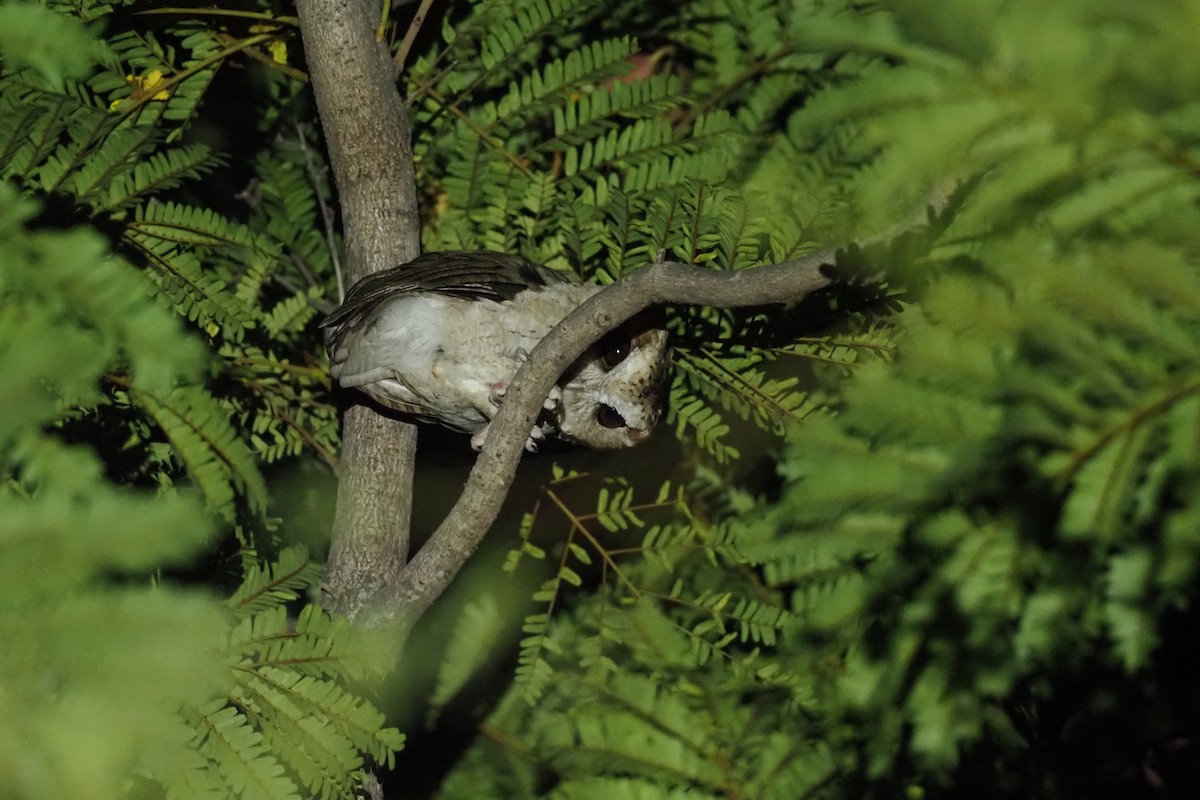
[321,251,671,450]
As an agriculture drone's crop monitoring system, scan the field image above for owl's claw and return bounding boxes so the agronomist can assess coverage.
[470,421,547,453]
[525,423,549,452]
[488,381,507,407]
[490,382,559,413]
[470,425,489,451]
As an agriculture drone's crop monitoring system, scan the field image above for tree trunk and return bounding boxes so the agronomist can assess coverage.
[295,0,420,621]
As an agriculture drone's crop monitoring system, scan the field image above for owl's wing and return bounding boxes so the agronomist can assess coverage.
[319,250,572,332]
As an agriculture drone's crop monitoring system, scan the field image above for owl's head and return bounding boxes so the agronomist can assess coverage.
[554,311,672,448]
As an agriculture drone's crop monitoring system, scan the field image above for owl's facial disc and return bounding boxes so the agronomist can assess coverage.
[555,313,672,448]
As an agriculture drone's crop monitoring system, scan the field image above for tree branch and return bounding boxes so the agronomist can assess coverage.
[363,250,837,631]
[296,0,421,621]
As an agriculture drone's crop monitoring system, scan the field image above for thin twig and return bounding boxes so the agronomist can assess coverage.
[544,489,642,598]
[673,46,794,133]
[279,410,340,471]
[376,0,392,42]
[135,7,299,25]
[272,272,336,315]
[294,122,346,303]
[405,59,457,105]
[394,0,437,72]
[409,83,532,174]
[214,32,310,83]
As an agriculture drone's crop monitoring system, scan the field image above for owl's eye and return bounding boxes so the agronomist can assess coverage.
[599,332,631,370]
[595,404,626,429]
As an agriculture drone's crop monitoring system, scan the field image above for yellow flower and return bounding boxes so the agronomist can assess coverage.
[267,40,288,65]
[130,69,171,101]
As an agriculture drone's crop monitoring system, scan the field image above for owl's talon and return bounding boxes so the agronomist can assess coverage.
[473,422,547,453]
[470,426,489,451]
[488,382,507,407]
[543,385,562,411]
[525,422,552,452]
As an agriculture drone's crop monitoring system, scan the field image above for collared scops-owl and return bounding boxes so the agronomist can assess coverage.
[321,251,672,451]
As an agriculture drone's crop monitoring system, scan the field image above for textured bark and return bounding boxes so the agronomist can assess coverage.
[296,0,420,620]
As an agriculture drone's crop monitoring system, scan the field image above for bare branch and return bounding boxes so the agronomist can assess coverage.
[363,250,836,631]
[294,121,347,303]
[394,0,437,72]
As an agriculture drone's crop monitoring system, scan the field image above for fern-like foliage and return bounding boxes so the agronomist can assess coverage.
[0,179,229,799]
[421,1,1200,798]
[402,0,881,476]
[1,0,337,520]
[770,239,1200,776]
[17,0,1195,797]
[2,7,386,798]
[476,466,813,733]
[154,547,405,800]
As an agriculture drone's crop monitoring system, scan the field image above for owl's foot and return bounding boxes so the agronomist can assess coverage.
[478,379,559,452]
[486,350,531,405]
[488,381,507,407]
[489,382,559,411]
[525,424,547,453]
[470,421,546,453]
[470,426,489,451]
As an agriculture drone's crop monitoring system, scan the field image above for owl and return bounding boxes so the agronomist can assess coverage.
[321,251,672,451]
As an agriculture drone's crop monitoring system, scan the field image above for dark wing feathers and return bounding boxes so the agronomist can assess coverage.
[320,251,572,331]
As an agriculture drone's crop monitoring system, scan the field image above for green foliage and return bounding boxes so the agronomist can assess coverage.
[767,236,1200,778]
[155,548,405,800]
[0,2,102,88]
[1,7,385,798]
[405,0,858,473]
[10,0,1200,797]
[0,0,333,523]
[0,180,227,798]
[418,1,1200,799]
